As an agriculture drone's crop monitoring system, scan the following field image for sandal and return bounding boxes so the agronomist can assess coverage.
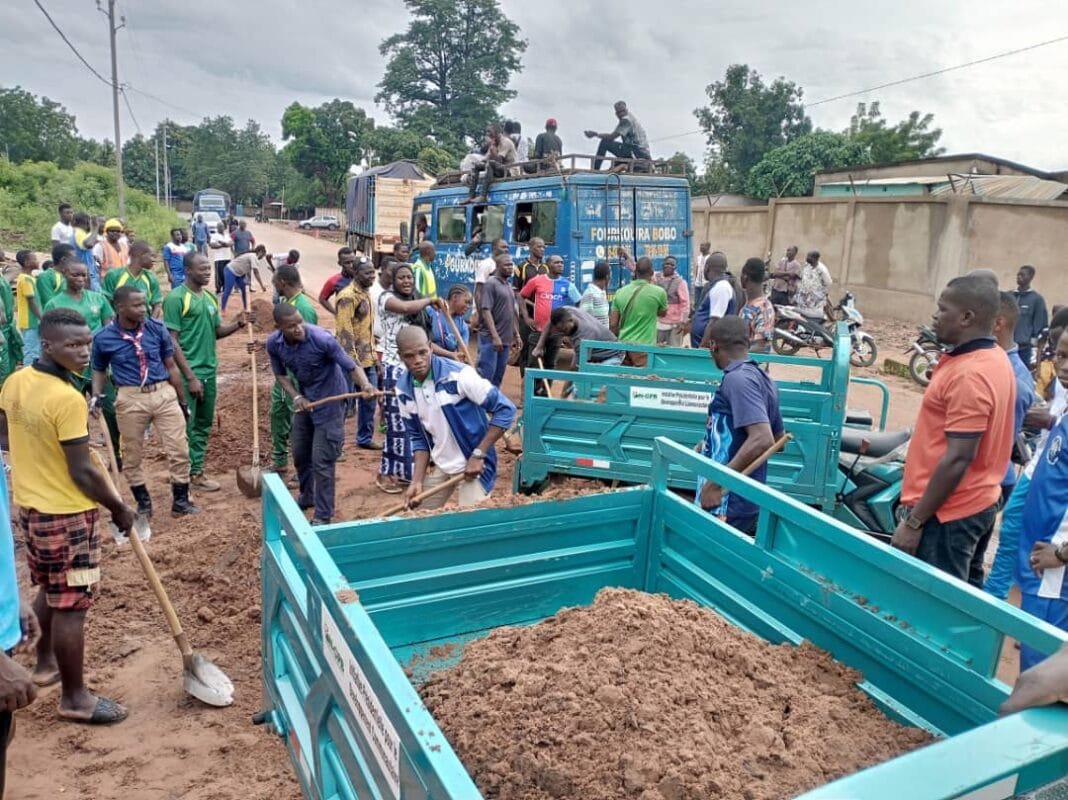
[32,670,61,688]
[375,476,405,495]
[58,696,128,725]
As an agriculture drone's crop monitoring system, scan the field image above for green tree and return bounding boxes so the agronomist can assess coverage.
[694,64,811,193]
[0,86,82,168]
[376,0,526,147]
[746,130,870,198]
[282,100,375,205]
[847,102,944,164]
[121,135,157,194]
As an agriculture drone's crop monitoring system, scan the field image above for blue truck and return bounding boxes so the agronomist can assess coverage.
[410,158,693,295]
[258,444,1068,800]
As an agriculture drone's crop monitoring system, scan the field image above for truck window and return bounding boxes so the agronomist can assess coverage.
[472,204,504,242]
[412,202,431,246]
[514,201,557,244]
[436,207,467,243]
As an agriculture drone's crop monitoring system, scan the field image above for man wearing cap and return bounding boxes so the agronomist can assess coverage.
[585,101,651,171]
[99,219,129,282]
[531,119,563,173]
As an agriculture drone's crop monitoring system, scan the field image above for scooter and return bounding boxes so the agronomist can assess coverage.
[832,293,878,367]
[906,325,947,387]
[773,293,878,368]
[831,426,910,542]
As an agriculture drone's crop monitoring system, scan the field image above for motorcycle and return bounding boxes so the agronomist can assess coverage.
[831,426,911,542]
[906,325,947,387]
[772,292,878,368]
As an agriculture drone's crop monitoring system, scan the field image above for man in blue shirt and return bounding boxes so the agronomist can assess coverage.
[697,316,784,535]
[192,214,210,255]
[263,303,375,524]
[984,293,1039,600]
[162,228,188,288]
[92,285,196,518]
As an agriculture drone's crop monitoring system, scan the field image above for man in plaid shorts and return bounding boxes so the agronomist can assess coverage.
[0,308,135,724]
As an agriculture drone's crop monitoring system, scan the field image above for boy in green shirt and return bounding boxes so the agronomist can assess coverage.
[102,241,163,317]
[36,243,71,312]
[609,256,668,366]
[162,252,247,491]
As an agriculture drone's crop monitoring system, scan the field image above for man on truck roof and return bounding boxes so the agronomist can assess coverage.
[586,101,651,171]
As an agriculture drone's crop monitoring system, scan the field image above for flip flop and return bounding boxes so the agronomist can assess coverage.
[32,671,61,688]
[58,696,128,725]
[375,477,404,495]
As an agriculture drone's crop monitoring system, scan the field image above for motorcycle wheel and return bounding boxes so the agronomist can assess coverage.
[850,334,878,368]
[908,348,939,387]
[772,332,801,356]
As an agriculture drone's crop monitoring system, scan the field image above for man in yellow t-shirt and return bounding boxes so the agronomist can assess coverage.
[15,250,43,365]
[0,307,134,725]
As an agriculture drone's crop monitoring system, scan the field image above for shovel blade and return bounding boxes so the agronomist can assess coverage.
[236,464,262,498]
[133,514,152,543]
[183,653,235,707]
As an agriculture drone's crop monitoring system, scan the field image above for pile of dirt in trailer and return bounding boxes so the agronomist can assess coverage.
[420,588,933,800]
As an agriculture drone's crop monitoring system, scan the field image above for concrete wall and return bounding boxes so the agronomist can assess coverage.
[695,196,1066,322]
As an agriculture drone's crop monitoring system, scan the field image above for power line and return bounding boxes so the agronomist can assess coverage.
[647,33,1068,145]
[32,0,110,87]
[122,85,200,121]
[120,87,142,135]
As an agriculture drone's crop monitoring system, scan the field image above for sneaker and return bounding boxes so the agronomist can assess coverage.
[190,472,221,492]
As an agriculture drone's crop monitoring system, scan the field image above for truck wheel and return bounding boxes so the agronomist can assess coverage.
[772,332,800,356]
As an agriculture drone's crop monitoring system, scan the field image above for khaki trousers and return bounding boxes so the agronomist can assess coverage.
[115,384,191,486]
[419,466,490,511]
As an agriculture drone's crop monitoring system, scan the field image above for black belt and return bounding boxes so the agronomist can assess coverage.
[118,381,165,393]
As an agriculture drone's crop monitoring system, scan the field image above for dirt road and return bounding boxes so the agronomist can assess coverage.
[242,221,343,300]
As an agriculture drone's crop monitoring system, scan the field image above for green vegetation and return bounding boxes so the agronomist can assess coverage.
[0,160,184,252]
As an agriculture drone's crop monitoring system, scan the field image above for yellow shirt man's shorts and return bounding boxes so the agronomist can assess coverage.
[0,366,101,609]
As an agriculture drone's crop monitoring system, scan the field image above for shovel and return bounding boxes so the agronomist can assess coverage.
[236,305,263,498]
[92,437,234,707]
[294,389,383,413]
[95,425,151,544]
[441,309,474,367]
[380,473,467,516]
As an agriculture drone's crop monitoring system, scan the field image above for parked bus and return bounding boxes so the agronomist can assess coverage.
[410,156,692,296]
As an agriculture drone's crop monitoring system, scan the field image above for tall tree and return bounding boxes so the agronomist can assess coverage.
[694,64,811,193]
[847,102,944,164]
[282,100,375,205]
[0,86,81,168]
[746,131,870,199]
[376,0,527,148]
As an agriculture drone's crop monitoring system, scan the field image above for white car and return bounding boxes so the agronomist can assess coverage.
[299,215,340,230]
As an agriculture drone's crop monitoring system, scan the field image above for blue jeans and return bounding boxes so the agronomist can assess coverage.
[356,365,379,445]
[19,329,40,366]
[984,474,1029,600]
[478,338,509,387]
[1020,593,1068,671]
[915,504,998,588]
[221,267,247,312]
[291,404,344,522]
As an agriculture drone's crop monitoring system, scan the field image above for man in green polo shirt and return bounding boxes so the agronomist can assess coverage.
[102,241,163,317]
[0,256,20,386]
[609,256,668,367]
[37,244,71,312]
[270,264,319,474]
[163,252,247,492]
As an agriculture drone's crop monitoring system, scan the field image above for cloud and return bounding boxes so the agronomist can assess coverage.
[3,0,1067,170]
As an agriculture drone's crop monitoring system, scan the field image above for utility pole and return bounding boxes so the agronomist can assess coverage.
[99,0,126,218]
[162,121,171,208]
[154,133,160,203]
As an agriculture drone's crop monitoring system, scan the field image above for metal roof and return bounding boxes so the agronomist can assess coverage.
[932,174,1068,200]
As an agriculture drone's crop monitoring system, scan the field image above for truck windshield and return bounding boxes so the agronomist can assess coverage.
[437,207,466,242]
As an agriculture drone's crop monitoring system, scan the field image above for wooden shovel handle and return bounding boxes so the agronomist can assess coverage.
[244,298,260,463]
[381,473,468,516]
[536,357,554,398]
[299,390,381,411]
[740,433,793,477]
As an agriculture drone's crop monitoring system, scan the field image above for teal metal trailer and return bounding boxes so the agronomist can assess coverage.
[259,439,1068,800]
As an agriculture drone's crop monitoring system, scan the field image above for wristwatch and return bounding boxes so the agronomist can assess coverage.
[1057,542,1068,565]
[904,513,925,531]
[471,448,486,460]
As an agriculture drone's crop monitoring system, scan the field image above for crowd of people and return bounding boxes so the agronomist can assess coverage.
[0,195,1065,793]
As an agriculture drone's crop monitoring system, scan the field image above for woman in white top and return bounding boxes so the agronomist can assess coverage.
[376,263,439,493]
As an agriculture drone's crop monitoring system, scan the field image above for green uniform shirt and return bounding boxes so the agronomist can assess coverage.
[45,289,113,332]
[0,278,14,328]
[163,285,222,375]
[102,267,163,307]
[610,279,668,345]
[283,292,319,324]
[35,269,66,312]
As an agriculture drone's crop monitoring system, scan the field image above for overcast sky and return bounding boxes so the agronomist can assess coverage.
[3,0,1067,171]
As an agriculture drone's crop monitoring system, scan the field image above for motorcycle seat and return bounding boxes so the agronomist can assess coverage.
[840,427,911,458]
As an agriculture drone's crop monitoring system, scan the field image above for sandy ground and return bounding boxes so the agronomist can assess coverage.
[4,225,1020,798]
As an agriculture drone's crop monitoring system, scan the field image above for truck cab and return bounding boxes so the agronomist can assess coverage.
[409,156,693,296]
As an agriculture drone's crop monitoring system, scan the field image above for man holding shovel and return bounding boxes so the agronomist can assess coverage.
[91,285,197,519]
[0,308,134,725]
[257,303,376,525]
[163,252,247,492]
[396,326,515,510]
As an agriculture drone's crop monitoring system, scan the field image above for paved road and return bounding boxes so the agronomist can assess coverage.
[244,221,342,301]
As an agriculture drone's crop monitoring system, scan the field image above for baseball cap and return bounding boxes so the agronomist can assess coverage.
[546,118,558,128]
[104,217,123,231]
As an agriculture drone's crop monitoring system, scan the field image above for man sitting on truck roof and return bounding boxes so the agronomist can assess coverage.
[396,325,515,511]
[586,101,651,171]
[697,316,785,536]
[465,124,517,204]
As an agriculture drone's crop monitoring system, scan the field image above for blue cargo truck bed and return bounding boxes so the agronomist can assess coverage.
[260,439,1068,799]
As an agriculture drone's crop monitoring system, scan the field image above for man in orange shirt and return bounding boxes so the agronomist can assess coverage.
[892,274,1016,586]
